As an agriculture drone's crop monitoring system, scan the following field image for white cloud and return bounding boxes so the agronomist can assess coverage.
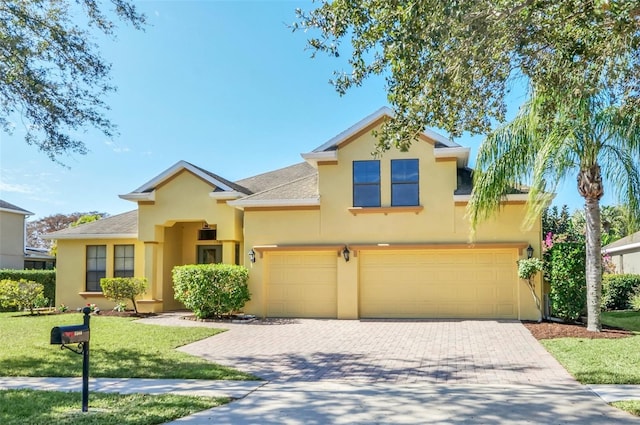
[0,182,35,194]
[104,140,130,153]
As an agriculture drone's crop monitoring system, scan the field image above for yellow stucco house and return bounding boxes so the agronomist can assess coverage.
[47,108,542,320]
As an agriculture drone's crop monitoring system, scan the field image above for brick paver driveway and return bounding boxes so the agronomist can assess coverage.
[141,315,576,385]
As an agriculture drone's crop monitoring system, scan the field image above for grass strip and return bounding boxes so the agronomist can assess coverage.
[611,400,640,417]
[0,389,227,425]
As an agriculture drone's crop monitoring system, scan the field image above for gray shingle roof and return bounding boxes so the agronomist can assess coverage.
[45,210,138,239]
[603,230,640,251]
[188,162,252,194]
[0,199,33,215]
[454,169,529,196]
[236,173,318,202]
[235,162,316,194]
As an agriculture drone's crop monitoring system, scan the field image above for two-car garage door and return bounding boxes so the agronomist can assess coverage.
[359,249,517,319]
[265,248,518,319]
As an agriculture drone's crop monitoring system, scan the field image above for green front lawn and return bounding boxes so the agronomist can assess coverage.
[541,310,640,384]
[0,389,226,425]
[0,312,256,380]
[602,310,640,332]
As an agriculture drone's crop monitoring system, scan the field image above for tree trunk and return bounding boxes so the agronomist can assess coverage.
[578,164,604,332]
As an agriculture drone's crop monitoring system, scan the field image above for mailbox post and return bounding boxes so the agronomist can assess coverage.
[51,306,92,412]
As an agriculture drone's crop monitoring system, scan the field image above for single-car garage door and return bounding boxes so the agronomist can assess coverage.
[360,249,518,319]
[266,251,337,318]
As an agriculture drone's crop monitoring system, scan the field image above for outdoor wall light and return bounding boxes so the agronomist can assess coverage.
[248,249,256,263]
[526,244,534,259]
[342,246,350,262]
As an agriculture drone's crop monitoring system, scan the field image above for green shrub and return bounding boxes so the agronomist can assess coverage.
[172,264,250,319]
[0,279,48,315]
[0,269,55,308]
[631,289,640,311]
[100,277,148,314]
[601,274,640,311]
[548,242,586,321]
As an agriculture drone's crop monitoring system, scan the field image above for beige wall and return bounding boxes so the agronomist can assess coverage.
[611,250,640,275]
[55,238,145,311]
[0,210,26,269]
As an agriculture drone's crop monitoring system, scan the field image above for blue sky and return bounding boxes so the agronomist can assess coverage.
[0,1,606,220]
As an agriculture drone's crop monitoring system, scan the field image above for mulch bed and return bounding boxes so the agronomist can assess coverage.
[523,320,634,340]
[94,310,156,318]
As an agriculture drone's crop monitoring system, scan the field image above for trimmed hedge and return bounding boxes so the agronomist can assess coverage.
[602,274,640,311]
[173,264,250,319]
[0,270,55,308]
[547,242,586,321]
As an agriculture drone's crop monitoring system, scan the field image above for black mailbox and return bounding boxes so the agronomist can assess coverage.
[51,324,90,345]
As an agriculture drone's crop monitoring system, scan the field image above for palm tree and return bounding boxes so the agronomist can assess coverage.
[468,89,640,331]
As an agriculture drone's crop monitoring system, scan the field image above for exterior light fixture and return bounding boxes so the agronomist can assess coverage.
[248,249,256,263]
[342,246,350,262]
[526,244,534,259]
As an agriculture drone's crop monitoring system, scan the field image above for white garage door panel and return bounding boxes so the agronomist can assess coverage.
[360,249,518,319]
[267,252,337,318]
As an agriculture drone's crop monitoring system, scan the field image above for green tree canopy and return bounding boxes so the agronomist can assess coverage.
[27,211,107,250]
[0,0,145,162]
[295,0,640,152]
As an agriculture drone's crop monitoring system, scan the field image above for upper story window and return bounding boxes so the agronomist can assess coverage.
[391,159,419,206]
[86,245,106,292]
[353,160,381,207]
[114,244,135,277]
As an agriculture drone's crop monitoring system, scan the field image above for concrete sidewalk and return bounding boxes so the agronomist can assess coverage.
[589,384,640,403]
[0,377,264,399]
[163,381,640,425]
[1,377,639,424]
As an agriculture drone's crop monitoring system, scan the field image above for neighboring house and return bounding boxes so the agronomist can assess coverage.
[46,108,542,320]
[603,231,640,274]
[24,247,56,270]
[0,200,56,270]
[0,200,33,269]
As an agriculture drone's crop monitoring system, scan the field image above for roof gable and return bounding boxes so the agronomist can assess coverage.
[302,107,469,168]
[120,160,251,201]
[311,107,460,153]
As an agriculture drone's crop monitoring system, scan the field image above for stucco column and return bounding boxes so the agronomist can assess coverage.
[221,241,235,264]
[337,254,359,319]
[143,242,161,301]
